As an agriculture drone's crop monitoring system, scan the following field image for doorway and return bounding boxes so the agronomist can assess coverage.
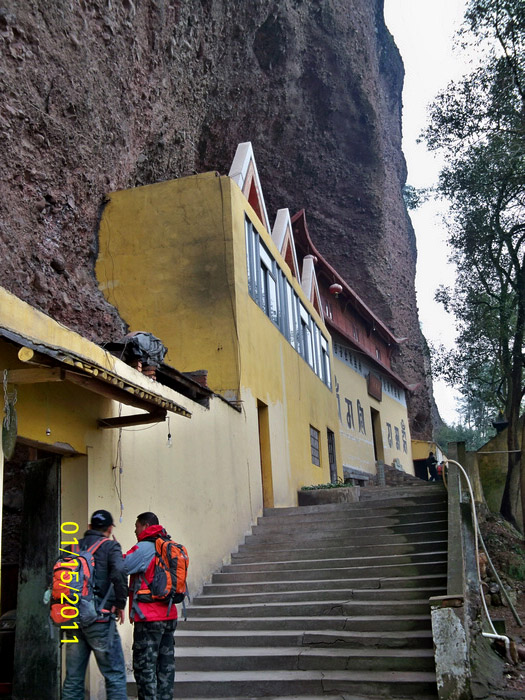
[327,429,337,483]
[1,444,61,699]
[257,400,274,508]
[370,408,385,463]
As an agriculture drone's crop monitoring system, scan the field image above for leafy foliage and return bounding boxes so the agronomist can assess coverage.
[402,184,430,210]
[301,479,347,490]
[436,421,494,453]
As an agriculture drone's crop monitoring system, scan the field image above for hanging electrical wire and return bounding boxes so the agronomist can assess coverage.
[112,404,124,522]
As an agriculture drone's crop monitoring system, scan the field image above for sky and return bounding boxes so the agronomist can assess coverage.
[383,0,469,425]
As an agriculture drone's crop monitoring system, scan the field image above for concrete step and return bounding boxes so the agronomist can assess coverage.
[195,585,444,606]
[245,520,447,544]
[171,669,438,697]
[250,513,447,537]
[202,573,447,596]
[254,507,447,530]
[233,539,447,562]
[358,484,446,501]
[187,598,433,618]
[242,528,448,549]
[212,560,446,583]
[258,501,447,522]
[264,490,445,516]
[224,550,447,573]
[175,627,435,649]
[170,490,444,699]
[178,614,433,632]
[175,646,436,672]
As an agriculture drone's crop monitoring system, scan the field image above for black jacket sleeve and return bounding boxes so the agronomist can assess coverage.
[107,540,128,610]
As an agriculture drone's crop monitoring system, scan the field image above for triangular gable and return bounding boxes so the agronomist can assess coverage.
[301,255,323,320]
[228,142,271,232]
[271,209,300,279]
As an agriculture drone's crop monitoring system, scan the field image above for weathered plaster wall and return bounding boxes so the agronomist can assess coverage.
[96,174,343,499]
[0,289,269,689]
[0,0,434,437]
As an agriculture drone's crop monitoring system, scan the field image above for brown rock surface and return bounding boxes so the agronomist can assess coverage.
[0,0,435,437]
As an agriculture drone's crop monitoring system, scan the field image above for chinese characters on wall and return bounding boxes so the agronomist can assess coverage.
[335,376,407,454]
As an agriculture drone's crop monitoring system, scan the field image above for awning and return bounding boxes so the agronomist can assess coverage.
[1,328,191,429]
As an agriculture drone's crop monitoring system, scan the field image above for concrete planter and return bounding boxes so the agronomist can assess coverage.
[297,485,360,506]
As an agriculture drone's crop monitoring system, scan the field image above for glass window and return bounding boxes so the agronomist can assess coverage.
[259,241,278,325]
[321,336,331,388]
[310,425,321,466]
[313,324,322,376]
[300,304,314,369]
[245,223,252,293]
[245,219,259,300]
[284,281,297,348]
[244,215,332,388]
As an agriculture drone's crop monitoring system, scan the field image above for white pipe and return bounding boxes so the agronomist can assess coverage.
[482,632,512,662]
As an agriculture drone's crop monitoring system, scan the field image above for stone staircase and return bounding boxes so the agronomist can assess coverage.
[135,483,448,699]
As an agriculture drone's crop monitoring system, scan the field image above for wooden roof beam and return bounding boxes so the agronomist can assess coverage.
[98,410,166,429]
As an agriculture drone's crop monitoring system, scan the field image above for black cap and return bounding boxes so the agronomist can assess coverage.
[90,509,115,529]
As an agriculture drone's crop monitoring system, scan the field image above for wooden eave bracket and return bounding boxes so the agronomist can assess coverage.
[98,410,167,429]
[7,368,66,384]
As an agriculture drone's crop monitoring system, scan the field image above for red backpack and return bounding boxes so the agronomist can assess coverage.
[135,536,189,613]
[49,538,112,627]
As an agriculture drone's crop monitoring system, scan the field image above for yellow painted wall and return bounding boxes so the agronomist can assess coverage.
[97,173,240,401]
[61,456,89,527]
[412,440,442,462]
[97,175,342,504]
[0,293,264,592]
[229,183,341,500]
[477,421,523,520]
[82,397,262,696]
[0,288,266,695]
[334,357,413,475]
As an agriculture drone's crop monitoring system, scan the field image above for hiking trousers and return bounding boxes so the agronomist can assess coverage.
[62,619,127,700]
[132,618,177,700]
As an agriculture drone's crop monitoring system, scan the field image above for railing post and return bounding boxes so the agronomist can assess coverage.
[446,458,465,597]
[431,451,471,699]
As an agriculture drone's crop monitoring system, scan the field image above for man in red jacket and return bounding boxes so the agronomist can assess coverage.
[124,512,177,700]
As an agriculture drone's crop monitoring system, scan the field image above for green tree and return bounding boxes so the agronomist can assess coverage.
[436,422,491,453]
[424,0,525,529]
[402,184,430,211]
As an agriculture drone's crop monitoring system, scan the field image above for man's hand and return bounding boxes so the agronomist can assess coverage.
[115,608,125,625]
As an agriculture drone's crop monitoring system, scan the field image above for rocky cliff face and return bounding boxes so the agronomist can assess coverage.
[0,0,433,438]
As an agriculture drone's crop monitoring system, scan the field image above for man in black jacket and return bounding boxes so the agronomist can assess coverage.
[62,509,128,700]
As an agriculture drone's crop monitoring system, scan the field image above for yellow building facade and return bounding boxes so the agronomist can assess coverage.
[1,144,342,696]
[291,210,414,480]
[96,148,342,503]
[1,142,418,698]
[333,342,412,477]
[0,285,266,697]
